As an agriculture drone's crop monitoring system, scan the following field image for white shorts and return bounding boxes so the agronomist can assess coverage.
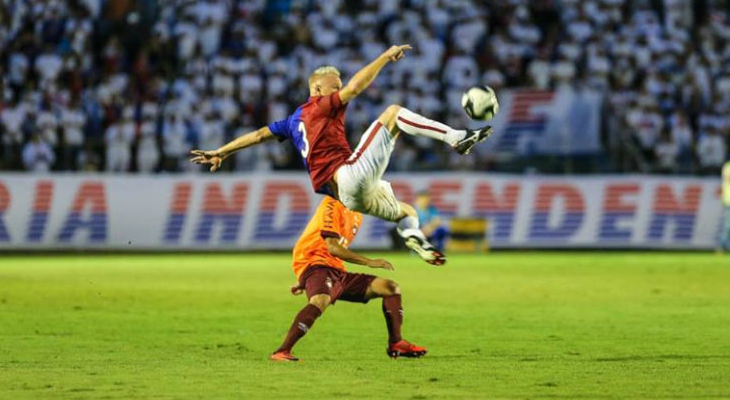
[336,120,402,222]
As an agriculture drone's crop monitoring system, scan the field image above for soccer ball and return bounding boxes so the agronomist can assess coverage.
[461,86,499,121]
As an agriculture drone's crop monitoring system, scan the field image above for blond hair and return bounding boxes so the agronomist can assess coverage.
[308,65,341,85]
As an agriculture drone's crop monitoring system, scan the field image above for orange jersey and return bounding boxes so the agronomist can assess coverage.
[292,196,362,278]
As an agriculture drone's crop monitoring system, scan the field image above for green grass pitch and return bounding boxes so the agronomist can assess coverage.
[1,252,729,399]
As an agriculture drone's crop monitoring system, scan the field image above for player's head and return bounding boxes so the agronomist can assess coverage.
[416,190,431,209]
[309,66,342,97]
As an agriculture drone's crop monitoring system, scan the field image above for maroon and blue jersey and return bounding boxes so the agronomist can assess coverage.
[268,92,352,194]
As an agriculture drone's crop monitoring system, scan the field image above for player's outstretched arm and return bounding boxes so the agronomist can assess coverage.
[190,126,275,172]
[324,237,394,270]
[339,44,412,104]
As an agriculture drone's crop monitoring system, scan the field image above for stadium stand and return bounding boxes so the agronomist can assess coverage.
[1,0,729,174]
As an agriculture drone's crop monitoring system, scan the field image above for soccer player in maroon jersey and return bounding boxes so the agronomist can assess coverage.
[191,44,492,265]
[270,196,427,362]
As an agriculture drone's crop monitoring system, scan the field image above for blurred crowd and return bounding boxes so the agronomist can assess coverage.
[1,0,729,174]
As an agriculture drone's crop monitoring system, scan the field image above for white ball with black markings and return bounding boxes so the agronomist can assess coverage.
[461,86,499,121]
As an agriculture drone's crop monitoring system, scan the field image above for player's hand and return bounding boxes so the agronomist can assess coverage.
[190,149,224,172]
[383,44,411,62]
[368,259,394,270]
[290,284,304,295]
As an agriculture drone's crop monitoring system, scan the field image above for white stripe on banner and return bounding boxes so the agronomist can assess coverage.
[0,173,722,250]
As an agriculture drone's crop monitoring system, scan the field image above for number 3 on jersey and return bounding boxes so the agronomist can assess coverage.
[298,122,309,158]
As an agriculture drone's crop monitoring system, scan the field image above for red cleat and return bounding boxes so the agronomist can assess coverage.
[270,350,300,362]
[387,340,427,358]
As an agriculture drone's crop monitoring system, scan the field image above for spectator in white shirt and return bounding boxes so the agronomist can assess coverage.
[34,46,63,84]
[22,134,55,172]
[37,106,58,147]
[654,128,678,173]
[528,51,551,89]
[137,119,159,173]
[509,6,541,45]
[198,17,222,57]
[552,55,577,88]
[442,52,479,90]
[668,110,693,152]
[1,101,26,147]
[450,14,487,53]
[105,112,136,172]
[567,14,593,42]
[174,15,198,60]
[8,52,29,86]
[631,104,664,157]
[60,101,87,170]
[199,112,225,154]
[696,131,727,174]
[162,113,188,171]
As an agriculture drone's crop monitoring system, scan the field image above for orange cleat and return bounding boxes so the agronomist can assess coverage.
[387,340,427,358]
[270,350,300,362]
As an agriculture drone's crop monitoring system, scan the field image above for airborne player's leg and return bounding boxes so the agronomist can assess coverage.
[381,108,456,262]
[394,201,447,265]
[370,105,490,262]
[394,107,493,155]
[335,105,445,265]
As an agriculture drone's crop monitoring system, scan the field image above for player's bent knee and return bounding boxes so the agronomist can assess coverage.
[309,294,331,311]
[384,104,401,117]
[397,202,417,220]
[371,278,399,297]
[378,104,402,131]
[385,280,400,296]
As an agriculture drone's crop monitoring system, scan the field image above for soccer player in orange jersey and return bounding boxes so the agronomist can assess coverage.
[270,196,427,361]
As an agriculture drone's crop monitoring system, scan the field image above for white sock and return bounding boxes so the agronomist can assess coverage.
[397,216,426,240]
[395,108,465,146]
[398,215,419,230]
